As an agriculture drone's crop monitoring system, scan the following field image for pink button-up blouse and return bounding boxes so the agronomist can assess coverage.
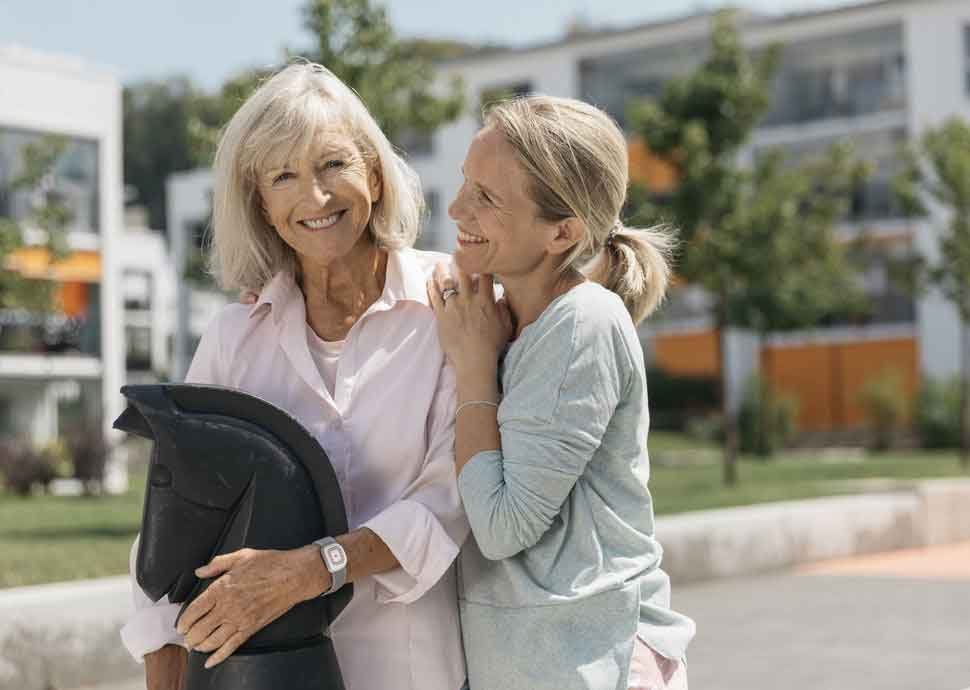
[120,248,469,690]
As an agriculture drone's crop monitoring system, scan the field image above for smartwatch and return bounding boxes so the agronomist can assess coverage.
[313,536,348,596]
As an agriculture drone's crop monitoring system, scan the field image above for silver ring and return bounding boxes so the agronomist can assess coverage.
[441,287,459,302]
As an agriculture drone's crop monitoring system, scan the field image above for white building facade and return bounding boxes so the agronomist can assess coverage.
[409,0,970,432]
[0,45,127,484]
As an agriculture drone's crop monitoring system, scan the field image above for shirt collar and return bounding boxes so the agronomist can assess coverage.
[248,270,300,325]
[248,248,430,324]
[381,248,431,308]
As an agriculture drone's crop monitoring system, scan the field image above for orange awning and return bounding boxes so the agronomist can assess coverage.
[4,247,101,283]
[628,135,679,194]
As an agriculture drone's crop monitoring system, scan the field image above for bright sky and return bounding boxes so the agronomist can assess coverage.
[0,0,856,89]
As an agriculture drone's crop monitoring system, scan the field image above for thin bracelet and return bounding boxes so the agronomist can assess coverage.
[455,400,498,418]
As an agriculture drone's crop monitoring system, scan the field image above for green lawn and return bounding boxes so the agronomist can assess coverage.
[1,440,967,588]
[649,446,967,515]
[0,477,145,588]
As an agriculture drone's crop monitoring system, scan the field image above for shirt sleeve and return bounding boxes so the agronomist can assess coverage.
[362,361,470,604]
[119,535,187,662]
[457,307,623,561]
[120,315,226,661]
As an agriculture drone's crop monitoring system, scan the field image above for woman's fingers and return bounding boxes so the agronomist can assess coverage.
[426,279,444,313]
[176,590,217,635]
[478,274,495,302]
[455,265,473,296]
[496,297,514,332]
[195,551,241,579]
[193,622,237,653]
[433,261,454,292]
[183,610,225,650]
[203,630,249,669]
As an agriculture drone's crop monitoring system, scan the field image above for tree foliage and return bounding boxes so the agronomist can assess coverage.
[894,116,970,466]
[0,135,73,312]
[630,11,865,483]
[123,0,466,232]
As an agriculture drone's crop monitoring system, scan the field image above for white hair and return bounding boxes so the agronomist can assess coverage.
[209,62,424,291]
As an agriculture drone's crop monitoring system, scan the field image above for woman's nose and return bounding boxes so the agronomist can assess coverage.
[448,191,465,221]
[304,176,332,205]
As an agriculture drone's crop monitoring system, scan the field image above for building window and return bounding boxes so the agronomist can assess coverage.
[762,24,906,127]
[964,25,970,96]
[125,325,152,371]
[415,190,441,251]
[754,127,906,222]
[123,270,153,311]
[395,129,433,158]
[0,127,100,236]
[579,41,705,129]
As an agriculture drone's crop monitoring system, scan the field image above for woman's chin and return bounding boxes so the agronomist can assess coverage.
[453,247,485,274]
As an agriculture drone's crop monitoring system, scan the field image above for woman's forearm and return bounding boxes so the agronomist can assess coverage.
[145,644,187,690]
[295,527,401,599]
[454,366,502,474]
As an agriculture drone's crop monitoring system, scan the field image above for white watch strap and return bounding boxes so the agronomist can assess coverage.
[313,537,347,596]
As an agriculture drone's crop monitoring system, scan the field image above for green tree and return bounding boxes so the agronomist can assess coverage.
[296,0,464,145]
[0,135,73,313]
[123,78,217,230]
[629,11,864,484]
[124,0,466,233]
[894,117,970,468]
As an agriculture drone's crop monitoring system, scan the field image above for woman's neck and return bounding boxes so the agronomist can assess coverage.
[500,264,585,339]
[298,239,387,341]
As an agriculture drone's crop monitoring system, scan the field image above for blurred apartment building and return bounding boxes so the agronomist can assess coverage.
[409,0,970,434]
[0,46,176,488]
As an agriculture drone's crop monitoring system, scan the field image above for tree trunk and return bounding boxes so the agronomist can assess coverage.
[758,334,770,458]
[961,321,970,471]
[717,309,739,486]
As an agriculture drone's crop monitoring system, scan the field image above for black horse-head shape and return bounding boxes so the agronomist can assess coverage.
[114,384,352,666]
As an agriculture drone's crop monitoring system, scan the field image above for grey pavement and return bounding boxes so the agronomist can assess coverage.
[677,571,970,690]
[79,570,970,690]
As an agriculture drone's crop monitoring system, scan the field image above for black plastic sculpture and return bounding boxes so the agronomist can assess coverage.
[114,383,352,690]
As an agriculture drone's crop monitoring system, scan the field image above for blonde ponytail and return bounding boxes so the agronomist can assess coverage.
[585,223,675,324]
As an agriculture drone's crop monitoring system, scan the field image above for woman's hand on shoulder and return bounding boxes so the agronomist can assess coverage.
[427,262,513,375]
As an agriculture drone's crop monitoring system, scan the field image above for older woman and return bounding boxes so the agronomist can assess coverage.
[429,96,695,690]
[120,63,468,690]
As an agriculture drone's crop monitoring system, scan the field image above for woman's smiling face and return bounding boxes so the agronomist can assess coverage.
[447,126,558,278]
[257,129,381,266]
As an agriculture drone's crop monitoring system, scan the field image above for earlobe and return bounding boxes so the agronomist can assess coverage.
[258,195,273,229]
[547,217,585,256]
[369,166,383,203]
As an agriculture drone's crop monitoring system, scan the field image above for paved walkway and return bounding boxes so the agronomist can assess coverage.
[78,542,970,690]
[680,541,970,690]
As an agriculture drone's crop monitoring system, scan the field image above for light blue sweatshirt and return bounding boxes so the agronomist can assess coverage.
[457,282,695,690]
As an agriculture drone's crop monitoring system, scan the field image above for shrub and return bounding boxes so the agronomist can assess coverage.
[684,413,724,445]
[66,428,109,485]
[0,438,59,496]
[859,369,909,452]
[739,377,798,458]
[915,377,961,449]
[646,368,720,431]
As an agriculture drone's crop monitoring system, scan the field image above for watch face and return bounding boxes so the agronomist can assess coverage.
[324,543,346,569]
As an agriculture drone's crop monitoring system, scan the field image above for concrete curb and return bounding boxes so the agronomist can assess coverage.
[657,478,970,585]
[2,478,969,690]
[0,577,140,690]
